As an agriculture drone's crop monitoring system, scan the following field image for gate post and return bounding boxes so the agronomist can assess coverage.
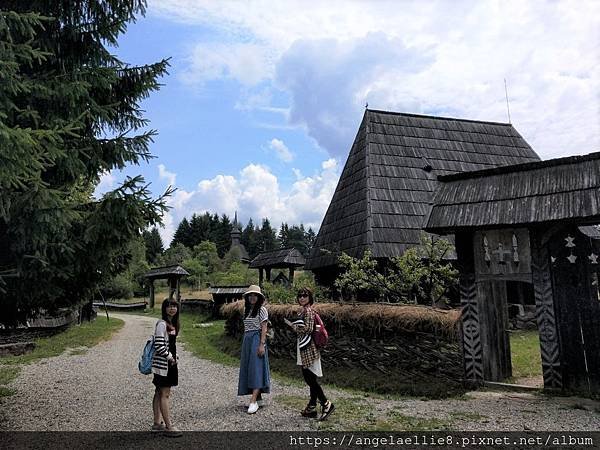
[530,228,563,390]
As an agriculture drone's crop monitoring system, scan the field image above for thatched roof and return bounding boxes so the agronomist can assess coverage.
[248,248,305,269]
[425,152,600,232]
[144,265,190,279]
[306,109,540,270]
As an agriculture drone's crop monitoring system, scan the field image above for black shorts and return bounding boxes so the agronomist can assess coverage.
[153,364,178,388]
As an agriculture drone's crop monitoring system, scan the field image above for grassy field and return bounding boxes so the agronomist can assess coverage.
[0,317,124,398]
[509,330,542,379]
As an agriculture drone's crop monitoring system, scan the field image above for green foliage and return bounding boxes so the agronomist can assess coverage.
[0,2,171,325]
[335,234,458,305]
[0,317,124,366]
[142,227,164,264]
[210,261,257,286]
[335,250,389,300]
[391,234,458,306]
[159,242,191,266]
[100,272,134,300]
[261,271,327,304]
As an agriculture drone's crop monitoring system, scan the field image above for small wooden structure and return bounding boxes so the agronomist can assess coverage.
[144,265,190,308]
[249,248,305,286]
[208,285,249,317]
[306,109,540,285]
[425,152,600,394]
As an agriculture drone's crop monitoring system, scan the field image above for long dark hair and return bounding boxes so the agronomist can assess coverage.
[244,294,264,318]
[161,299,180,335]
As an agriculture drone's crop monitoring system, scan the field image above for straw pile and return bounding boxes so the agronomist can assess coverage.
[221,300,460,340]
[221,300,463,382]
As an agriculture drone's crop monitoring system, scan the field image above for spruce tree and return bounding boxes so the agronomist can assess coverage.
[0,1,171,325]
[171,217,191,248]
[142,227,164,264]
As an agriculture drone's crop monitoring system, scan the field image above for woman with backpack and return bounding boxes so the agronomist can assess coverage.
[151,298,182,437]
[237,285,271,414]
[285,287,335,421]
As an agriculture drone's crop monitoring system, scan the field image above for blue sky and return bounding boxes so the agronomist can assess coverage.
[94,0,600,246]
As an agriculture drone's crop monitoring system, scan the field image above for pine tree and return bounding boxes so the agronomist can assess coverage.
[241,218,259,260]
[171,217,191,248]
[142,227,164,264]
[214,214,232,257]
[0,1,171,325]
[257,218,277,252]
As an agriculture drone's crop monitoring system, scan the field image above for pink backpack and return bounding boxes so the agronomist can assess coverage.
[312,312,329,348]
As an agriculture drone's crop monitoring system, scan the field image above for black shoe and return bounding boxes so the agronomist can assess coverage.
[301,404,318,418]
[319,401,335,421]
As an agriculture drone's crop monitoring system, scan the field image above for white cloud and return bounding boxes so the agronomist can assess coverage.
[268,138,294,162]
[152,0,599,159]
[93,171,116,199]
[322,158,337,170]
[158,164,177,187]
[179,42,271,86]
[158,161,341,245]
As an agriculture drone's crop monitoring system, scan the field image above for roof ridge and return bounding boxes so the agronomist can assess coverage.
[439,151,600,182]
[366,108,513,127]
[365,110,374,250]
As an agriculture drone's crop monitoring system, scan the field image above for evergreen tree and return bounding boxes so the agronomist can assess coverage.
[143,227,164,264]
[241,218,259,260]
[278,223,290,248]
[214,214,232,257]
[305,227,317,256]
[287,224,307,255]
[257,218,277,252]
[0,1,170,325]
[171,217,191,248]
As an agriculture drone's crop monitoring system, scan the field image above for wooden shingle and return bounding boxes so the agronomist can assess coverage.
[306,109,540,270]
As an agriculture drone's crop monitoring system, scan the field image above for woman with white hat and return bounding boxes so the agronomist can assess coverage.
[237,284,271,414]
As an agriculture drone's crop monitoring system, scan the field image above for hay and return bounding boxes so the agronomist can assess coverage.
[221,300,460,340]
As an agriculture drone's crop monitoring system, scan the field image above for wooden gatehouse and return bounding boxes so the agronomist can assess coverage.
[425,152,600,394]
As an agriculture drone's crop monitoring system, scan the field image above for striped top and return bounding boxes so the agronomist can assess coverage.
[243,306,268,333]
[152,320,174,376]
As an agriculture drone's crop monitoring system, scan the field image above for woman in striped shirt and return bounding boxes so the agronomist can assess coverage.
[151,299,182,437]
[237,285,271,414]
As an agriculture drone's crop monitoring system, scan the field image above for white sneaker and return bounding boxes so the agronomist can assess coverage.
[247,402,259,414]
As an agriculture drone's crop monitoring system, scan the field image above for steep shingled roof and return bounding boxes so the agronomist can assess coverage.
[249,248,306,268]
[424,152,600,232]
[306,109,540,270]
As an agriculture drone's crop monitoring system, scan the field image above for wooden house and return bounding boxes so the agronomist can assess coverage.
[306,109,541,284]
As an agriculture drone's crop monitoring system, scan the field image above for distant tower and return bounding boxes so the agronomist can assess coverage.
[230,212,250,263]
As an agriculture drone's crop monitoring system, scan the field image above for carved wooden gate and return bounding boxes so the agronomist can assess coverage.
[547,226,600,393]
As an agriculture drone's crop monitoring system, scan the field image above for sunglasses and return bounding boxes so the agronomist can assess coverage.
[297,293,309,298]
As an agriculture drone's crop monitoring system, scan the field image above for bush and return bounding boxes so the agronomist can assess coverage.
[100,273,134,300]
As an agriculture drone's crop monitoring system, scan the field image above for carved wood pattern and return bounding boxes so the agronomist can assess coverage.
[459,275,483,382]
[531,236,563,389]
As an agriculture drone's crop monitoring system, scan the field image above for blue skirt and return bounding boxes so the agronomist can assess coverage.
[237,330,271,395]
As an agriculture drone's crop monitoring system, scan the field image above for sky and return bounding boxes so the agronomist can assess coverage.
[93,0,600,247]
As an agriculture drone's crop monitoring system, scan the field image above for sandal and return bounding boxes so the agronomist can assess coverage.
[319,401,335,421]
[301,404,318,418]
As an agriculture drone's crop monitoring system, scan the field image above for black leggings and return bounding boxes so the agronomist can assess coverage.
[302,368,327,406]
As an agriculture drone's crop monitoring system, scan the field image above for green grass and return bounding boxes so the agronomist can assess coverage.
[277,395,454,431]
[509,330,542,379]
[0,317,123,399]
[0,318,124,366]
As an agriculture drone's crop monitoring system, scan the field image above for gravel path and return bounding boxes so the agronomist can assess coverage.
[1,314,599,431]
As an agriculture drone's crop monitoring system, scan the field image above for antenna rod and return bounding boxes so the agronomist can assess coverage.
[504,78,512,124]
